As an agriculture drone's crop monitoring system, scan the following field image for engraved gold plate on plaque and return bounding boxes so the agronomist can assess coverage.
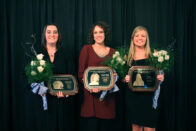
[128,66,158,92]
[48,75,78,95]
[83,66,115,92]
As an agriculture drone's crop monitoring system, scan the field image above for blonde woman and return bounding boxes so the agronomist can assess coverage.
[125,26,164,131]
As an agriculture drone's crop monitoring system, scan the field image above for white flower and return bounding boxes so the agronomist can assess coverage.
[115,51,120,56]
[112,51,120,58]
[40,60,46,66]
[112,54,117,58]
[121,61,125,65]
[116,57,122,62]
[153,52,158,57]
[31,71,37,76]
[36,54,44,60]
[37,66,44,73]
[165,55,170,60]
[160,50,167,55]
[30,61,36,66]
[158,56,164,63]
[157,51,162,57]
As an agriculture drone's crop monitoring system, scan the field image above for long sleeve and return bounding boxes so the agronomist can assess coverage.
[22,54,32,90]
[78,45,116,119]
[78,45,89,83]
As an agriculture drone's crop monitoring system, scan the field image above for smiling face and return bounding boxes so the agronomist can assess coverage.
[93,25,105,45]
[45,25,59,45]
[133,30,147,48]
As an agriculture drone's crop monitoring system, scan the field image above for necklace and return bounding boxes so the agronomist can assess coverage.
[47,49,56,58]
[92,45,109,58]
[49,54,54,57]
[95,50,107,57]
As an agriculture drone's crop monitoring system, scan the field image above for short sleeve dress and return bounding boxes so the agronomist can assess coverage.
[125,59,158,128]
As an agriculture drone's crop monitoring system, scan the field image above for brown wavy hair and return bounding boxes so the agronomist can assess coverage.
[88,21,110,45]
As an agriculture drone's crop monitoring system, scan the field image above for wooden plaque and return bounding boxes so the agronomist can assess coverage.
[48,75,78,95]
[83,66,115,92]
[128,66,158,92]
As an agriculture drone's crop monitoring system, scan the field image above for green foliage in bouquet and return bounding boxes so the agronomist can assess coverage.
[103,46,130,78]
[25,53,53,83]
[148,49,174,72]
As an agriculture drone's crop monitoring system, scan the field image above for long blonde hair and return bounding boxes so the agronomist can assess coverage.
[127,26,152,66]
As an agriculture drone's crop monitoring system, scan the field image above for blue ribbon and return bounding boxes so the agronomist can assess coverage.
[31,82,48,110]
[152,70,163,109]
[99,71,119,101]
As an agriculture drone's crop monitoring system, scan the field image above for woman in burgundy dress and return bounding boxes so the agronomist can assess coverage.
[78,21,116,131]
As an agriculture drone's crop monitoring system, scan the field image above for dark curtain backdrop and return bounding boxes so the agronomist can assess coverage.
[0,0,195,131]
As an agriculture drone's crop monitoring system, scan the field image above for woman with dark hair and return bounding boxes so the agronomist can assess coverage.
[24,24,76,131]
[41,24,62,50]
[78,21,116,131]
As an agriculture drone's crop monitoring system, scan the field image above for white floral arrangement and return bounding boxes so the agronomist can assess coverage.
[149,49,174,72]
[25,53,53,83]
[103,47,129,78]
[112,51,126,66]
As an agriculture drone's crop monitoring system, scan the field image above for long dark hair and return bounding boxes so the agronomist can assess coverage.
[88,21,110,45]
[41,24,62,49]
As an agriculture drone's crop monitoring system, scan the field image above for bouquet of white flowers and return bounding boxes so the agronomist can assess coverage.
[25,53,53,110]
[103,47,129,78]
[149,49,174,72]
[23,35,53,110]
[25,53,53,83]
[149,48,174,109]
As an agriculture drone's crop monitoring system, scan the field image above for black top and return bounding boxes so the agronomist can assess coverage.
[37,46,74,75]
[23,45,76,131]
[125,59,158,128]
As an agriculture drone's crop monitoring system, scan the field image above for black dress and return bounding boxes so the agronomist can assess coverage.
[23,46,76,131]
[125,59,158,128]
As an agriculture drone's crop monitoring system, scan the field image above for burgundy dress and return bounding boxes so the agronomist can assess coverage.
[78,44,116,119]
